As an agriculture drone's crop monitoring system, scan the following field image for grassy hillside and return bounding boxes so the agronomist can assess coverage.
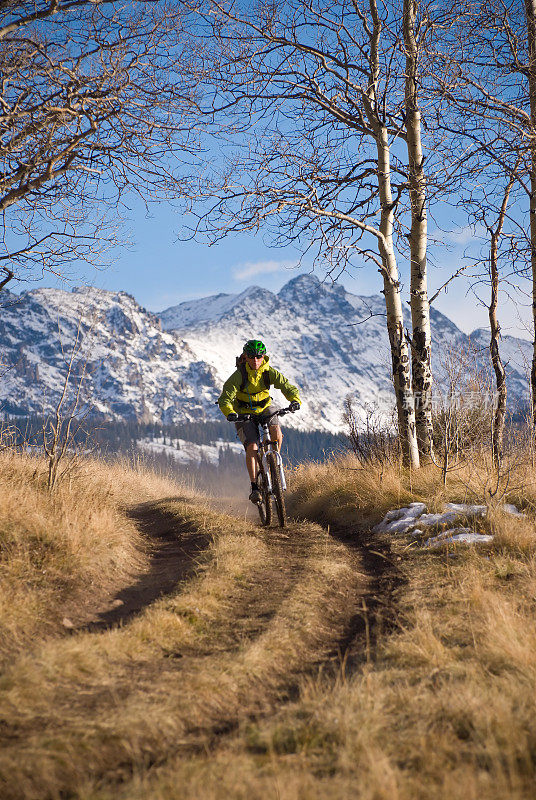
[0,453,187,666]
[0,450,535,798]
[283,455,536,799]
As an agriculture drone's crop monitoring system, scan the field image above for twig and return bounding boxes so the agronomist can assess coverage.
[429,264,471,305]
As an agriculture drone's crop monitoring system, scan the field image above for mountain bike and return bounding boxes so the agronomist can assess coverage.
[232,407,295,528]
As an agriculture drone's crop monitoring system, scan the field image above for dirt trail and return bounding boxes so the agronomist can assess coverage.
[77,493,400,693]
[327,525,404,671]
[77,494,399,673]
[80,504,212,632]
[0,496,400,800]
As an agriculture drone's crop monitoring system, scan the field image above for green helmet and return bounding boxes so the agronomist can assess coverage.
[243,339,267,357]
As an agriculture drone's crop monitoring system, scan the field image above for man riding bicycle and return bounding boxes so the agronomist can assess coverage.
[218,339,301,503]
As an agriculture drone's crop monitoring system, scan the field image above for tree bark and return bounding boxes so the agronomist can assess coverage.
[366,0,419,469]
[0,268,13,293]
[489,229,507,466]
[377,127,420,469]
[525,0,536,428]
[488,169,515,466]
[403,0,434,464]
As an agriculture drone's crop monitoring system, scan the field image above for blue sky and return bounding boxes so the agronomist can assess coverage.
[18,194,532,341]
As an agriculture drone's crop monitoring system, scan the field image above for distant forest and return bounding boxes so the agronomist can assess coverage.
[3,416,348,468]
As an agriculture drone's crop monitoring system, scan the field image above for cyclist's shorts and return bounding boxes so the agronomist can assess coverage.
[235,404,281,449]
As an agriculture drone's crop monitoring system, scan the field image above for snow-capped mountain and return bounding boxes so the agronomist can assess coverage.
[0,275,531,433]
[0,287,221,425]
[468,327,531,402]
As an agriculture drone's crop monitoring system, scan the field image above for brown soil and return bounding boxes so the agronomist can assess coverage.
[0,493,403,800]
[78,497,399,682]
[78,503,213,632]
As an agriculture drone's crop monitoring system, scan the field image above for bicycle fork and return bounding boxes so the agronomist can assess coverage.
[271,449,287,491]
[260,448,287,493]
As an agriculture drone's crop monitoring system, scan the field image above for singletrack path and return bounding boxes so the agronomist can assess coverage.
[0,496,399,800]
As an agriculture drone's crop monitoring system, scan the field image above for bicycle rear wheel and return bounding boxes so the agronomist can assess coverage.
[266,452,286,528]
[256,467,272,527]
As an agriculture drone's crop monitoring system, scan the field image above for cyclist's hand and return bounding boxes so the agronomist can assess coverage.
[289,401,301,412]
[227,412,239,422]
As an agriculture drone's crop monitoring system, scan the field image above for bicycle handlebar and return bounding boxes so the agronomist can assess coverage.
[229,406,297,424]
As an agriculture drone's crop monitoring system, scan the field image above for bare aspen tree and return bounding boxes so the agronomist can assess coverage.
[403,0,434,462]
[191,0,420,466]
[458,168,526,469]
[487,170,518,466]
[431,2,535,427]
[0,0,199,289]
[458,165,527,468]
[525,0,536,427]
[369,2,419,468]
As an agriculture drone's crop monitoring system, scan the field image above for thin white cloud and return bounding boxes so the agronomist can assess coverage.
[232,259,297,281]
[438,225,486,246]
[146,290,208,312]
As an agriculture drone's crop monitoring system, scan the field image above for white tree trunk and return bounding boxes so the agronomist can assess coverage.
[377,127,420,469]
[365,0,419,469]
[488,168,516,466]
[489,229,507,466]
[525,0,536,428]
[403,0,434,463]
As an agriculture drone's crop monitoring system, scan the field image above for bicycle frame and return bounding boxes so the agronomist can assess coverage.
[256,418,287,493]
[228,405,296,527]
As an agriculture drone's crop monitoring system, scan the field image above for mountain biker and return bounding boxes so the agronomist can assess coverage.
[218,339,301,503]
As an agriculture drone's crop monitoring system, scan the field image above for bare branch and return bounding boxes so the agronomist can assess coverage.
[429,264,471,305]
[0,0,201,283]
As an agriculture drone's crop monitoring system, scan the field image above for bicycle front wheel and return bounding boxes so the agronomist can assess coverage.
[266,452,286,528]
[256,468,272,527]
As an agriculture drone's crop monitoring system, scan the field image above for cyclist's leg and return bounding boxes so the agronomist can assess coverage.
[260,404,282,452]
[245,442,259,482]
[236,419,261,482]
[269,424,282,452]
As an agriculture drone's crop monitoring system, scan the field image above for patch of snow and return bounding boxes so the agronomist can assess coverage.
[415,503,487,529]
[416,510,459,527]
[444,502,487,517]
[373,500,520,541]
[502,503,525,517]
[372,502,426,533]
[425,528,494,548]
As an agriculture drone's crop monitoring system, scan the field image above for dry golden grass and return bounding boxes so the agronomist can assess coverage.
[117,531,536,799]
[289,448,536,527]
[0,452,367,800]
[2,449,536,799]
[287,453,459,528]
[0,451,189,665]
[268,453,536,799]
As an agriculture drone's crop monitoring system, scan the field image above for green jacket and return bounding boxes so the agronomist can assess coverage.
[218,356,301,416]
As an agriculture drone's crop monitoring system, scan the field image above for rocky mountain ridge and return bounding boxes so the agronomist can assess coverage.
[0,275,530,432]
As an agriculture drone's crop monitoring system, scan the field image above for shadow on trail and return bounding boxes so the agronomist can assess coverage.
[326,526,406,674]
[79,501,211,633]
